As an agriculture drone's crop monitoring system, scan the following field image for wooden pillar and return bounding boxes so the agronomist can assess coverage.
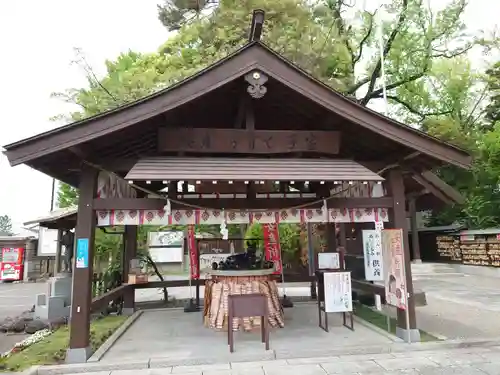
[54,228,63,274]
[325,223,337,252]
[123,225,137,315]
[408,197,421,262]
[386,169,419,340]
[66,164,98,364]
[306,223,317,299]
[339,224,347,248]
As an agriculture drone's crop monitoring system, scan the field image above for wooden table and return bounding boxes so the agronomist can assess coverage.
[203,269,285,331]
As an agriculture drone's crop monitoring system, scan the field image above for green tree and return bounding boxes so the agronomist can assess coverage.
[52,1,499,230]
[424,58,500,229]
[154,0,496,111]
[57,183,79,208]
[0,215,13,236]
[245,223,301,263]
[53,0,497,123]
[485,61,500,124]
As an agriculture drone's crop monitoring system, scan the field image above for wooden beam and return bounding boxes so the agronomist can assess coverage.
[68,146,87,159]
[92,197,393,211]
[234,93,247,129]
[245,97,255,130]
[411,173,453,205]
[421,171,465,204]
[247,181,256,199]
[157,128,341,154]
[310,181,332,198]
[93,198,164,210]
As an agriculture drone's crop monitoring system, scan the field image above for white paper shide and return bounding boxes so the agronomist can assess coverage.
[324,271,353,313]
[362,230,384,281]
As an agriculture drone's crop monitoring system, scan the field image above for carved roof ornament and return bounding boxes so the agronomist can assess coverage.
[245,71,268,99]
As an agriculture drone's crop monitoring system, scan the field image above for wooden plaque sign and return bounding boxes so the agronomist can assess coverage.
[158,128,340,154]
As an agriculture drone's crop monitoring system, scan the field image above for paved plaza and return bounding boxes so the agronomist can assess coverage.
[136,269,500,341]
[0,281,46,322]
[100,304,393,362]
[36,345,500,374]
[3,265,500,343]
[410,271,500,339]
[4,266,500,374]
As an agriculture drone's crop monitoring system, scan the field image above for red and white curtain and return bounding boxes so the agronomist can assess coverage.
[96,207,389,226]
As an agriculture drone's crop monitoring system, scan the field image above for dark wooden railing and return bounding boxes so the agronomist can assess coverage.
[89,251,387,314]
[90,284,131,313]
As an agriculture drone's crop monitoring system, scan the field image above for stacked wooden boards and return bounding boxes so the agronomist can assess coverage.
[203,272,285,331]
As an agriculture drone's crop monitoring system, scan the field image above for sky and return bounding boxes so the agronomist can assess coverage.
[0,0,499,233]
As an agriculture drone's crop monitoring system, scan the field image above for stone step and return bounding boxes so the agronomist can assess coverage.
[33,339,500,375]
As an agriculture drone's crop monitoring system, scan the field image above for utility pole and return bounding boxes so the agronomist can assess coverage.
[50,178,56,211]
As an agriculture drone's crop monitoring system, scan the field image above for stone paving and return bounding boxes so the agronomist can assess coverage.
[137,271,500,341]
[100,304,392,362]
[5,266,500,374]
[0,281,46,354]
[39,345,500,374]
[410,273,500,340]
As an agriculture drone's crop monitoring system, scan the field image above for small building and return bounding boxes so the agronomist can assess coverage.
[409,224,465,262]
[2,10,472,363]
[23,207,78,276]
[0,235,39,281]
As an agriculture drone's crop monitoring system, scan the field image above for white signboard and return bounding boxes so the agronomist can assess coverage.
[199,252,231,269]
[148,231,184,247]
[362,230,384,281]
[148,231,184,263]
[149,247,184,263]
[318,252,340,269]
[324,271,353,313]
[374,221,384,231]
[37,227,58,256]
[382,229,407,310]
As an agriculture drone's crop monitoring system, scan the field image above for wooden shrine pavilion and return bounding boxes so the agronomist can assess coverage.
[3,10,470,363]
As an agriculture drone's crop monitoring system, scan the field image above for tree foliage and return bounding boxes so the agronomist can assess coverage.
[0,215,13,236]
[485,62,500,124]
[57,183,79,208]
[53,0,497,123]
[423,58,500,228]
[154,0,496,114]
[53,1,500,231]
[245,223,301,261]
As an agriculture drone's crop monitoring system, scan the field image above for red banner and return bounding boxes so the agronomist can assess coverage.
[263,224,282,275]
[187,225,199,279]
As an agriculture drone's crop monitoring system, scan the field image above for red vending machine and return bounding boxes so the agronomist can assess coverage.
[0,247,25,282]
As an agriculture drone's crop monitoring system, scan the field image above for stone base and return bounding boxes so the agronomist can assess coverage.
[55,271,72,277]
[396,327,421,342]
[66,346,91,364]
[280,295,294,308]
[122,307,135,316]
[413,290,427,306]
[412,259,423,264]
